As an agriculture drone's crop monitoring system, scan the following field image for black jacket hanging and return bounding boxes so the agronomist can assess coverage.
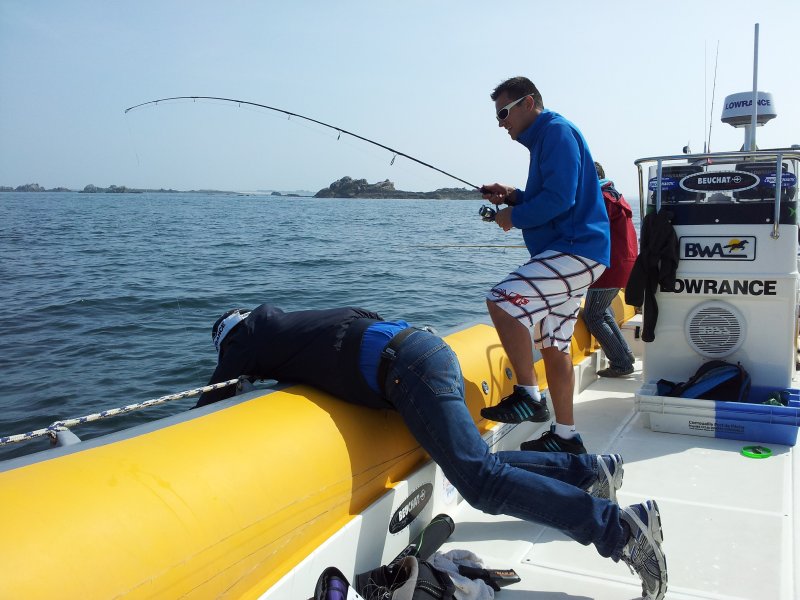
[624,210,679,342]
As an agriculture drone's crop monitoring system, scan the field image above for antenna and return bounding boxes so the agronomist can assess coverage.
[749,23,760,150]
[707,41,719,153]
[720,24,775,147]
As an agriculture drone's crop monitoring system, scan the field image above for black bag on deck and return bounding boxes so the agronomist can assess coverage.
[355,556,456,600]
[310,558,456,600]
[656,360,751,403]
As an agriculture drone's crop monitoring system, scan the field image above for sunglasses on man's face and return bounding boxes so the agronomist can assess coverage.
[496,95,530,122]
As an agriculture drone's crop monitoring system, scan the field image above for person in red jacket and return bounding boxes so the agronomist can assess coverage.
[583,162,639,377]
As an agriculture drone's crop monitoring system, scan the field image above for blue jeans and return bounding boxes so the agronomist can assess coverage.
[382,330,627,559]
[582,288,634,370]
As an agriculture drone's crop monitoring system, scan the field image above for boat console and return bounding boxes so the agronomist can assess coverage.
[634,91,799,392]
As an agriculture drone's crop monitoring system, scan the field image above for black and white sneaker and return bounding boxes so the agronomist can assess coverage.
[620,500,668,600]
[480,385,550,424]
[520,425,587,454]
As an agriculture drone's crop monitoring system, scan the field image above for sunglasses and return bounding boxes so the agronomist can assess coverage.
[496,95,530,122]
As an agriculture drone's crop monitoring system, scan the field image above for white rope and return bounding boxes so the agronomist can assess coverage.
[0,378,243,446]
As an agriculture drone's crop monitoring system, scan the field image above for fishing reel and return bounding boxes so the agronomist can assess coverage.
[478,205,497,222]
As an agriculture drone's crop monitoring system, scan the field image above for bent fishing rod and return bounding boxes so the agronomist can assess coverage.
[124,96,479,189]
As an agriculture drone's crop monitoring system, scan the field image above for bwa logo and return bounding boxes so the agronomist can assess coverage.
[388,483,433,534]
[680,236,756,261]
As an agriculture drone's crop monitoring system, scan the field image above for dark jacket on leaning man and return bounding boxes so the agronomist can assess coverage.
[196,304,388,408]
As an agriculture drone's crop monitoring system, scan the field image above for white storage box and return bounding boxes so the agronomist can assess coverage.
[635,382,800,446]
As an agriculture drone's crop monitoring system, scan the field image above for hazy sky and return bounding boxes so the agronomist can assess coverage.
[1,1,798,196]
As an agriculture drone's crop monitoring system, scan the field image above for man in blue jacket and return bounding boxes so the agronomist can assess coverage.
[481,77,610,455]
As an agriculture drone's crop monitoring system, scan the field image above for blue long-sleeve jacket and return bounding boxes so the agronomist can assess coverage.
[510,110,610,266]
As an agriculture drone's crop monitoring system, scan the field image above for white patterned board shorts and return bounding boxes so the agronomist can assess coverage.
[487,250,606,353]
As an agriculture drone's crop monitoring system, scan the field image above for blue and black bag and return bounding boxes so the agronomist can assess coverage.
[657,360,751,403]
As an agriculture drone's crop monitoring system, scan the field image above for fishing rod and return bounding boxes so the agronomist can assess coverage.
[124,96,479,189]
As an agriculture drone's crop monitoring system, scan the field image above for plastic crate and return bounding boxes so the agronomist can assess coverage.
[635,383,800,446]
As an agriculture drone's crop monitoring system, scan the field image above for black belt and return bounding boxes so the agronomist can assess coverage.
[377,327,422,393]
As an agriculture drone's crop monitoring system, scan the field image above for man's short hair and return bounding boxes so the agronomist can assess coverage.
[594,162,605,179]
[491,77,544,110]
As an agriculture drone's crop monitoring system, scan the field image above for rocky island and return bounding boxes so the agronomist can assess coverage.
[314,177,481,199]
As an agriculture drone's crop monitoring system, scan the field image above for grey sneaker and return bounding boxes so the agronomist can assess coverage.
[588,454,624,503]
[620,500,668,600]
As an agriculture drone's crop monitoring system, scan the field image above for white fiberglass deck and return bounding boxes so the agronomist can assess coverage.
[437,358,799,600]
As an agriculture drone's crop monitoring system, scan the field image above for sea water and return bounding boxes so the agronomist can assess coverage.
[0,191,639,460]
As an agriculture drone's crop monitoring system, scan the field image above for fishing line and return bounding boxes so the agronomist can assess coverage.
[124,96,479,189]
[123,124,210,386]
[413,244,526,249]
[124,117,142,168]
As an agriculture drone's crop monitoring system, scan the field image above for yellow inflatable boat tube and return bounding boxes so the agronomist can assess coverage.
[0,301,633,598]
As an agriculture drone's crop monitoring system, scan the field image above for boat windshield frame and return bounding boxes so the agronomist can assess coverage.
[635,148,800,239]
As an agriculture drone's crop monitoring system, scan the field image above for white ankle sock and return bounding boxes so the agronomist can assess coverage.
[554,422,577,439]
[519,385,541,401]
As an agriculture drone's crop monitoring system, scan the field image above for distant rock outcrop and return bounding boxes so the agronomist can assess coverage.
[314,177,481,199]
[15,183,46,192]
[315,177,395,198]
[81,184,141,194]
[0,183,74,192]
